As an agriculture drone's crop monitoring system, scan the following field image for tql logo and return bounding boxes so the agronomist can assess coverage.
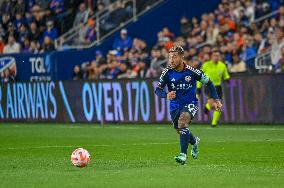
[30,57,50,73]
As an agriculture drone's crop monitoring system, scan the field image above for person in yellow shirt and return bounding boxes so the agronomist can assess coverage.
[197,48,230,127]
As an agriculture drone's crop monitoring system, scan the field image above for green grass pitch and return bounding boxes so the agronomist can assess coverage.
[0,124,283,188]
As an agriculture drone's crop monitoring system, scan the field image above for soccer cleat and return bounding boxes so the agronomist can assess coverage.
[191,137,200,159]
[174,153,186,165]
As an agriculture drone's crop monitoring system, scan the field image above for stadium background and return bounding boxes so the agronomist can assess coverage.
[0,1,284,188]
[0,0,284,123]
[0,0,284,124]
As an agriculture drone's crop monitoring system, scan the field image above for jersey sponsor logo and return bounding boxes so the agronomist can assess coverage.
[185,76,191,82]
[186,65,201,75]
[171,78,175,82]
[171,83,192,90]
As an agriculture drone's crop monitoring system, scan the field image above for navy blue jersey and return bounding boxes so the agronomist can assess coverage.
[157,64,209,111]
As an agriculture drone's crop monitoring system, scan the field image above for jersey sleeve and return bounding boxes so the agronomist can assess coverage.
[198,71,210,85]
[157,68,169,89]
[222,65,230,80]
[196,64,205,88]
[188,66,210,85]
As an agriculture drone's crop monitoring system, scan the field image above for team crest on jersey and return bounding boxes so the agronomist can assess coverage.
[185,76,191,82]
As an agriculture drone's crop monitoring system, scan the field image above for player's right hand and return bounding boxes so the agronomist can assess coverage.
[167,91,176,100]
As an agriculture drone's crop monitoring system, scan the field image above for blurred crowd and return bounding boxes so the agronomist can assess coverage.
[73,0,284,80]
[0,0,156,54]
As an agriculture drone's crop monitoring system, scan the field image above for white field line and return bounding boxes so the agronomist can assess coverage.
[1,138,284,151]
[7,125,284,131]
[0,142,178,151]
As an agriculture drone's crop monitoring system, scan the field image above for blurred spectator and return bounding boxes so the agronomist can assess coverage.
[85,19,96,44]
[26,0,36,12]
[84,50,106,80]
[0,24,5,38]
[0,36,5,54]
[50,0,65,15]
[146,47,166,78]
[43,9,56,26]
[271,27,284,71]
[18,24,29,45]
[29,22,41,42]
[101,50,127,78]
[3,35,21,54]
[112,29,132,53]
[206,21,219,45]
[73,65,83,80]
[41,21,58,42]
[14,0,25,16]
[240,36,257,71]
[29,40,40,53]
[187,56,201,69]
[40,36,55,52]
[73,3,89,27]
[93,50,106,67]
[276,6,284,21]
[218,15,236,34]
[180,16,191,38]
[279,46,284,72]
[22,38,30,53]
[244,0,255,23]
[123,50,145,78]
[6,22,18,41]
[156,27,175,50]
[37,0,51,10]
[2,68,15,83]
[0,0,13,15]
[101,1,130,33]
[1,13,11,32]
[14,13,25,32]
[229,55,247,73]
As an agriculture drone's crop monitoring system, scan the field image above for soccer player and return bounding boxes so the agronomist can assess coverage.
[155,46,222,165]
[197,48,230,127]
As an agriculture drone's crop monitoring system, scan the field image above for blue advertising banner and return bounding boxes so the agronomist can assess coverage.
[0,74,283,124]
[0,53,54,81]
[0,48,97,81]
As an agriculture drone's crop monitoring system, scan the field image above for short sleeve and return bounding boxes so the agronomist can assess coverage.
[222,65,230,80]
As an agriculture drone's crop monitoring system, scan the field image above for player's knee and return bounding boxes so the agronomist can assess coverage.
[207,99,215,107]
[178,112,190,129]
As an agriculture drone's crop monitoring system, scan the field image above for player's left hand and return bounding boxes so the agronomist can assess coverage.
[212,100,222,111]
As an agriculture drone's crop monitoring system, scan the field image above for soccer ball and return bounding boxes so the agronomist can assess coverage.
[71,148,91,168]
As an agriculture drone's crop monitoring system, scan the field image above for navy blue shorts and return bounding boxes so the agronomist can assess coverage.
[170,103,198,130]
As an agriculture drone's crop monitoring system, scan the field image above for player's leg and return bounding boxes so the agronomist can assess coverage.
[175,104,199,164]
[170,109,187,164]
[211,86,222,127]
[205,85,222,127]
[183,104,200,159]
[204,86,212,114]
[174,112,191,165]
